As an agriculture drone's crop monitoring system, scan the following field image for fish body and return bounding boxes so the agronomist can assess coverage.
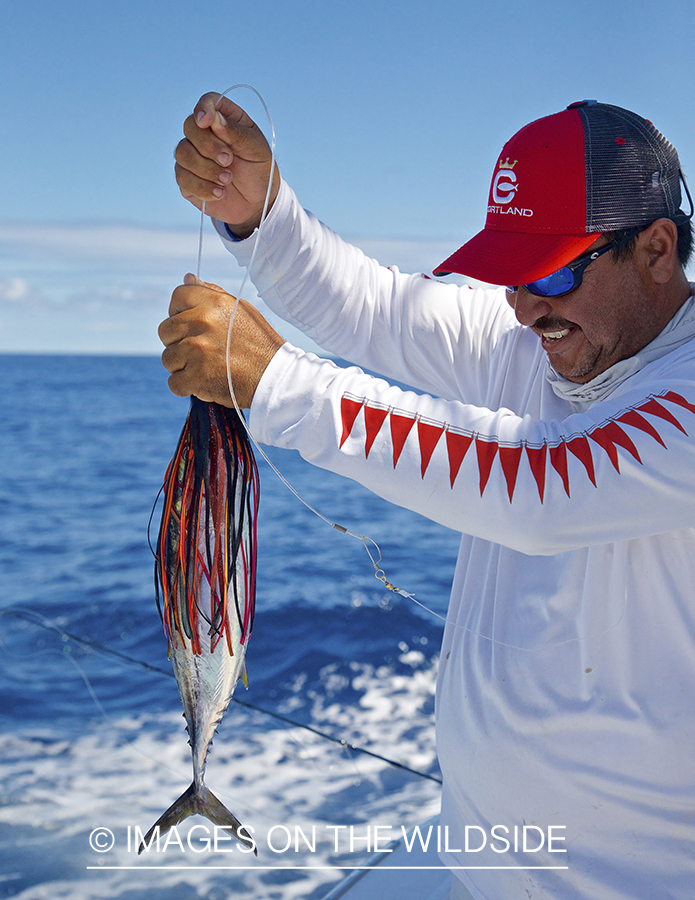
[140,398,259,854]
[170,625,248,793]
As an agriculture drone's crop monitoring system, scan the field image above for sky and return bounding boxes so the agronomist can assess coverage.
[1,0,694,354]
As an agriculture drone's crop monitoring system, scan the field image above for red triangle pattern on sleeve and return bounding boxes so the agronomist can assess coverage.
[418,421,445,478]
[549,441,570,497]
[593,421,642,465]
[364,405,389,458]
[339,390,695,503]
[499,445,523,502]
[340,397,364,447]
[663,391,695,417]
[567,436,597,486]
[446,431,473,487]
[588,426,621,472]
[617,410,666,447]
[526,445,548,502]
[390,413,416,467]
[476,439,499,496]
[637,398,687,434]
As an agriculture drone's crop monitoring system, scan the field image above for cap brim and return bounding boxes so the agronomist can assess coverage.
[433,228,600,285]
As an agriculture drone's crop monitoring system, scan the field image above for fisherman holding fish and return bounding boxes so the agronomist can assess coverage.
[161,94,695,900]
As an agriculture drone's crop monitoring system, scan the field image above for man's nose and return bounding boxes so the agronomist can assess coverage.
[507,287,553,327]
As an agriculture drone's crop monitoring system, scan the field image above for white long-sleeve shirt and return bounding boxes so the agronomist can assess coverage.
[215,181,695,900]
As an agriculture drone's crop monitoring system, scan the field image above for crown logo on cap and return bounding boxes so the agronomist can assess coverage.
[499,158,517,170]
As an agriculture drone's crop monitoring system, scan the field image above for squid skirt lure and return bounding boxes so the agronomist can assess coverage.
[140,397,259,854]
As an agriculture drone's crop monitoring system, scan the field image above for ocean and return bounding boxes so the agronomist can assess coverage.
[0,353,460,900]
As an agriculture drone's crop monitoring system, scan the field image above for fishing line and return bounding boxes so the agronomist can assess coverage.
[190,86,632,653]
[192,84,398,595]
[0,608,203,786]
[0,607,377,825]
[0,606,441,786]
[0,610,111,717]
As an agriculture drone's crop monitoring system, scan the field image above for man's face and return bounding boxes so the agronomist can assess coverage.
[506,237,662,383]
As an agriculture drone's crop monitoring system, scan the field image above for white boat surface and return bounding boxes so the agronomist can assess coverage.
[320,818,474,900]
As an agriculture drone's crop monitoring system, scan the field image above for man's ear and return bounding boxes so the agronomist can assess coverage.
[637,218,680,285]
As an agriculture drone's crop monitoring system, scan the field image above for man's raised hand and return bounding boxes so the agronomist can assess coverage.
[174,92,280,237]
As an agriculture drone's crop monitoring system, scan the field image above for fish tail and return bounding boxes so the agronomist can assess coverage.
[138,781,256,855]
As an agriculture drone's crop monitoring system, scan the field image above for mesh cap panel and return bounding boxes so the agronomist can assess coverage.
[579,103,682,232]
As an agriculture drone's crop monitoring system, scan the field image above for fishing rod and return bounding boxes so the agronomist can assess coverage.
[0,607,442,786]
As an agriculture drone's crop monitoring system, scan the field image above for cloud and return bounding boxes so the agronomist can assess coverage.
[0,220,472,354]
[0,221,461,276]
[349,236,460,277]
[0,221,227,265]
[0,277,38,304]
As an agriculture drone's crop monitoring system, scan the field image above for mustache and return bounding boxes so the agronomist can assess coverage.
[532,315,574,331]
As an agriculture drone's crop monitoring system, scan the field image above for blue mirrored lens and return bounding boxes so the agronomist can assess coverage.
[526,267,576,297]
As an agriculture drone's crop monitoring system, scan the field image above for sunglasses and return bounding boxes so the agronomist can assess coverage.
[505,237,628,298]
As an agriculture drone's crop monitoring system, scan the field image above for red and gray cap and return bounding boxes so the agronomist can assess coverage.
[434,100,689,285]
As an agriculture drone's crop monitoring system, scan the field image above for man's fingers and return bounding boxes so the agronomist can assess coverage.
[162,340,231,406]
[176,91,279,232]
[184,102,270,166]
[192,92,222,129]
[166,369,216,403]
[161,341,186,375]
[158,308,206,350]
[175,138,233,185]
[181,117,236,167]
[194,92,258,131]
[174,159,228,206]
[160,283,234,359]
[207,113,269,162]
[166,369,223,406]
[160,333,219,401]
[159,278,283,409]
[168,282,231,318]
[211,94,258,129]
[166,371,191,399]
[157,315,184,349]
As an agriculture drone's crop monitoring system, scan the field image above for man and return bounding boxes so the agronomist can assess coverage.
[163,95,695,899]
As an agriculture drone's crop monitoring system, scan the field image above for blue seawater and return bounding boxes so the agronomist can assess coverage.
[0,354,459,900]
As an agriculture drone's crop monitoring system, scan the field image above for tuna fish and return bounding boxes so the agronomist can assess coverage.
[139,398,259,854]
